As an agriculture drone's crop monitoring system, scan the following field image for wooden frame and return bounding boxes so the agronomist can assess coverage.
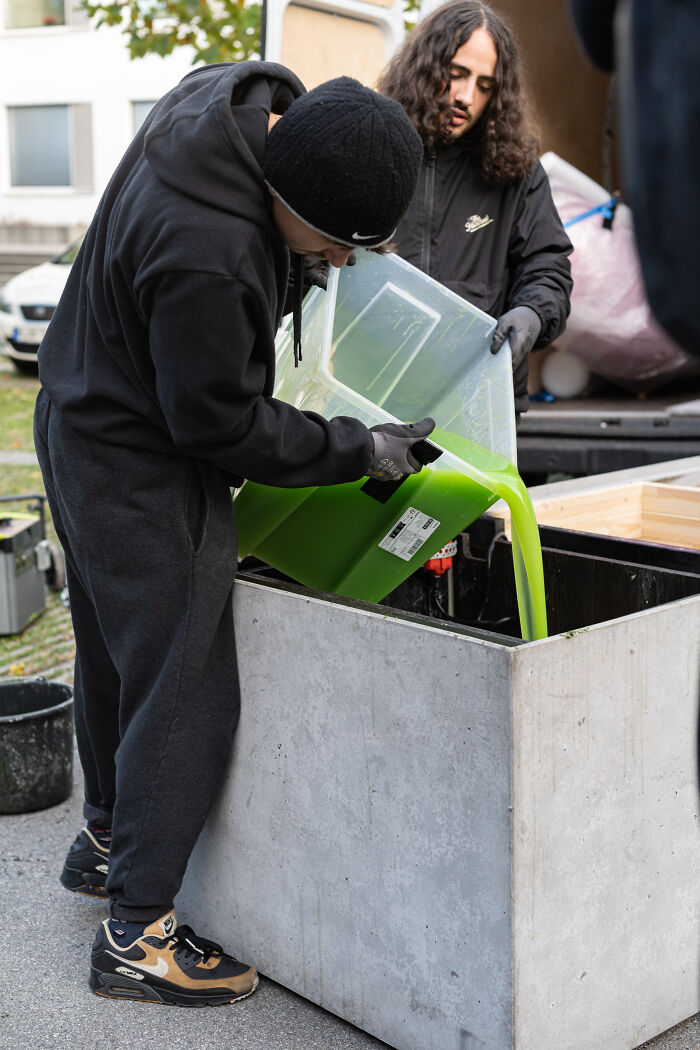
[495,482,700,551]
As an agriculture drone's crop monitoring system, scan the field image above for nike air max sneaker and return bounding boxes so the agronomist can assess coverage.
[60,827,110,898]
[89,911,259,1006]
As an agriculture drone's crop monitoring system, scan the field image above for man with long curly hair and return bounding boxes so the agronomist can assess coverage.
[378,0,573,419]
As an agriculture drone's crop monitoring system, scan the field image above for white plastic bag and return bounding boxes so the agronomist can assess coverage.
[541,152,699,392]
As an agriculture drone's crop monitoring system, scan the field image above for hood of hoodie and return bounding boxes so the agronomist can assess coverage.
[143,60,305,230]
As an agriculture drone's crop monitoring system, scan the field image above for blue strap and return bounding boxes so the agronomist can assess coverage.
[563,197,618,228]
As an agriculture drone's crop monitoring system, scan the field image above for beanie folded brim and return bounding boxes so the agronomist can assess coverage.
[266,182,396,249]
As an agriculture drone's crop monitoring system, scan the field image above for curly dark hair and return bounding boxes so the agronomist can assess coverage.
[377,1,539,185]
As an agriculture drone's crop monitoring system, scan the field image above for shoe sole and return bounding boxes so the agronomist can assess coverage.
[60,867,109,899]
[89,968,259,1007]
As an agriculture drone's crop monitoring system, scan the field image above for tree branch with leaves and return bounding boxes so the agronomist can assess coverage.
[81,0,421,66]
[82,0,262,65]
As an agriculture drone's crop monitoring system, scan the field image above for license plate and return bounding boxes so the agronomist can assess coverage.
[13,323,49,345]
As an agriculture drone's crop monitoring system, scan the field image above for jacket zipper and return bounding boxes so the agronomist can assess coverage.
[420,149,436,274]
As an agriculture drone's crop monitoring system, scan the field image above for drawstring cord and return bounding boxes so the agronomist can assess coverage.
[292,252,304,367]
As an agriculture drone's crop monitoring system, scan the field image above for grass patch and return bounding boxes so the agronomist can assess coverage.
[0,369,40,451]
[0,363,58,546]
[0,376,73,683]
[0,591,74,683]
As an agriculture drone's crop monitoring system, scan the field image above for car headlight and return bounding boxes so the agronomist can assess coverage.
[0,297,12,314]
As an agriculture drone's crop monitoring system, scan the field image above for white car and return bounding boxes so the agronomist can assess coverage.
[0,237,82,373]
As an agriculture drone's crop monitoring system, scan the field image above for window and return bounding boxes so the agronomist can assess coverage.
[132,100,156,135]
[6,0,65,28]
[4,0,89,28]
[10,106,69,184]
[9,104,93,189]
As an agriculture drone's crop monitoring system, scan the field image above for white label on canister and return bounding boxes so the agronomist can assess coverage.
[378,508,441,562]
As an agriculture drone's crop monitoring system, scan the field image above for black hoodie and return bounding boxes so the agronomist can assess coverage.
[38,61,374,488]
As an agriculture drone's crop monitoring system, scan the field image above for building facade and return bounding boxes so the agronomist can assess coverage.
[0,0,195,250]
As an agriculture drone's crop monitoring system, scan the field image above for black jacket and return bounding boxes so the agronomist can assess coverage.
[38,61,373,487]
[393,144,573,413]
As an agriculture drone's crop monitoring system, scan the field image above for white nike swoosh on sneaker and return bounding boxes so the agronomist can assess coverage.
[107,950,169,978]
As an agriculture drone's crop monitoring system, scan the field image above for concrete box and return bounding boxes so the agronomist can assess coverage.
[177,459,700,1050]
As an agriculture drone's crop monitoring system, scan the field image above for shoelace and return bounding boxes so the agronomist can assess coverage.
[163,925,224,964]
[87,825,111,847]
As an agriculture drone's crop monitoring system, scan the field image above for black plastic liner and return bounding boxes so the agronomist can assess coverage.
[239,513,700,641]
[382,515,700,638]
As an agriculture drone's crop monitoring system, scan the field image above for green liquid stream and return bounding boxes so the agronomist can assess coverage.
[431,428,548,641]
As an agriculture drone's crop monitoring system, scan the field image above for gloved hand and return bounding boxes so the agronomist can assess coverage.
[490,306,541,371]
[367,417,435,481]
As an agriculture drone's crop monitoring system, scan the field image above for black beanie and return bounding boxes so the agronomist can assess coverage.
[263,77,423,249]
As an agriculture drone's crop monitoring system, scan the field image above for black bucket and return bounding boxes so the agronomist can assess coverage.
[0,678,74,814]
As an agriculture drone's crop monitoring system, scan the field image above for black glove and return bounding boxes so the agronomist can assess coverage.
[367,418,435,481]
[490,306,542,371]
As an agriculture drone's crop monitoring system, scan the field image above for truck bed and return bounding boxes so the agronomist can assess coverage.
[517,378,700,483]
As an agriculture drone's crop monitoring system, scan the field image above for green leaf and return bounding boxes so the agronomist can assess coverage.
[81,0,262,62]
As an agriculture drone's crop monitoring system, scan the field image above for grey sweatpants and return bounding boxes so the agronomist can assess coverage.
[34,388,241,921]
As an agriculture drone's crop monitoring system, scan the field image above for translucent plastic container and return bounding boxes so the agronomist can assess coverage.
[234,251,518,603]
[273,251,516,462]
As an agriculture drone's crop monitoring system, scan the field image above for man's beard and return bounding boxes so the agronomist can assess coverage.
[439,108,472,143]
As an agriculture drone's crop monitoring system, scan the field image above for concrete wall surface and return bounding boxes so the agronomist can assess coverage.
[179,580,515,1050]
[178,577,700,1050]
[511,600,700,1050]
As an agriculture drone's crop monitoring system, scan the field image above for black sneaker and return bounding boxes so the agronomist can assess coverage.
[89,911,259,1006]
[60,828,110,898]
